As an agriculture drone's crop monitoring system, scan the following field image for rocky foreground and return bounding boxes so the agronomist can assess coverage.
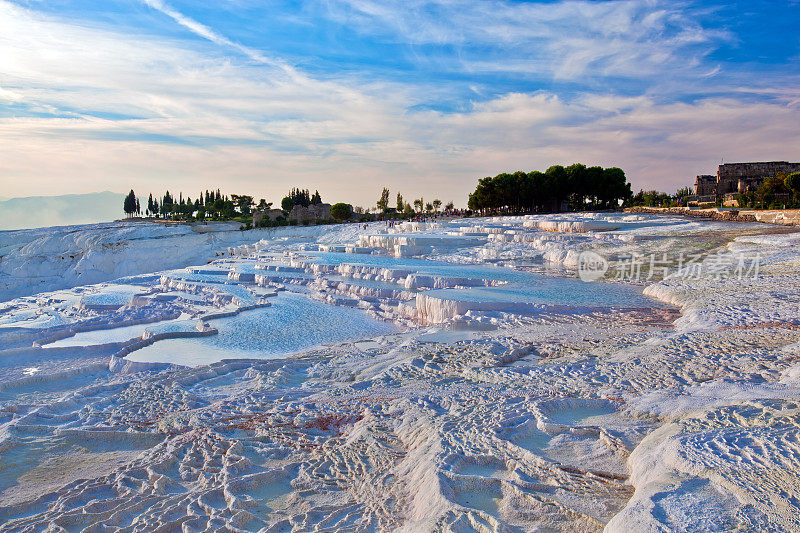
[0,213,799,531]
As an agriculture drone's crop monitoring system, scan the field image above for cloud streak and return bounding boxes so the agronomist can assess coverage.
[0,0,798,208]
[139,0,272,64]
[319,0,731,84]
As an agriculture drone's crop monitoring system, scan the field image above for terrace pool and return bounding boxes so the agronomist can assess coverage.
[125,292,399,366]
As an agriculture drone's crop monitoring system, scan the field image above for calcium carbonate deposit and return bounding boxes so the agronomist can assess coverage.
[1,212,799,531]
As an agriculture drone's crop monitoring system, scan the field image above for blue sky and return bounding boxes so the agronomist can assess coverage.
[1,0,798,206]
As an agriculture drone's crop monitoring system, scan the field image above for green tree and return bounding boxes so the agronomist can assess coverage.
[756,176,789,207]
[311,190,322,205]
[396,192,404,212]
[784,172,800,201]
[123,189,137,218]
[432,199,442,213]
[231,194,254,216]
[330,202,353,221]
[467,164,632,213]
[413,198,423,212]
[281,196,294,212]
[377,188,390,212]
[213,198,225,218]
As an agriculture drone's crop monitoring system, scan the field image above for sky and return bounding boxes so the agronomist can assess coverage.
[0,0,799,208]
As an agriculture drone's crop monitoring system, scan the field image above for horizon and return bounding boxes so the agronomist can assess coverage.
[1,1,799,208]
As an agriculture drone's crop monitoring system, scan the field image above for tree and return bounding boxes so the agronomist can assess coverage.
[583,166,604,208]
[756,176,789,207]
[123,190,137,218]
[413,198,423,212]
[432,199,442,213]
[467,164,632,213]
[161,191,173,217]
[257,199,273,211]
[311,190,322,205]
[231,194,254,216]
[445,201,454,211]
[213,198,225,217]
[785,172,800,200]
[377,188,390,212]
[544,165,568,211]
[396,192,404,212]
[564,163,587,208]
[425,202,433,213]
[330,202,353,221]
[601,167,632,207]
[283,188,311,211]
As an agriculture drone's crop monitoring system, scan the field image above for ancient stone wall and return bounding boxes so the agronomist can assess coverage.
[694,175,716,196]
[718,162,800,193]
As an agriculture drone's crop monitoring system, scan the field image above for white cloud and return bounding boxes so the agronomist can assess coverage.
[320,0,730,82]
[0,0,798,208]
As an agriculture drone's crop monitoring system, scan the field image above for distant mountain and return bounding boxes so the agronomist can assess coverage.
[0,191,126,230]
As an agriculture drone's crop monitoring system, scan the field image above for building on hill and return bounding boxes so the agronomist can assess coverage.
[692,161,800,201]
[718,162,800,194]
[252,209,284,226]
[694,175,717,197]
[288,203,332,223]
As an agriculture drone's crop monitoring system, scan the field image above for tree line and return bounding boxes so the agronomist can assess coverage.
[123,189,267,221]
[373,187,455,217]
[736,172,800,209]
[629,171,800,209]
[122,183,463,227]
[281,188,322,211]
[467,164,632,214]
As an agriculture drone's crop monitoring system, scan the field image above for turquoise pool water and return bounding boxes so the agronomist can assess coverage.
[125,292,398,366]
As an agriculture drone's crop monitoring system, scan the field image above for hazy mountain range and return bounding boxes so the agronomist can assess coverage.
[0,191,126,231]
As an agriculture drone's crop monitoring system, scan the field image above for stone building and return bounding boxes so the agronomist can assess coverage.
[694,175,717,196]
[288,203,332,223]
[252,209,284,226]
[718,162,800,194]
[693,161,800,198]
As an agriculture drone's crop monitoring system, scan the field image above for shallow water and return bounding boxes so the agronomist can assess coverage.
[308,251,659,309]
[126,292,398,366]
[47,322,160,347]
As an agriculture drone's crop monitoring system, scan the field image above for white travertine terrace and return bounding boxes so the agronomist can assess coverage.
[1,212,799,531]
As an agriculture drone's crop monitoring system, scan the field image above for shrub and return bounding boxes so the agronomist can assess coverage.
[330,202,353,222]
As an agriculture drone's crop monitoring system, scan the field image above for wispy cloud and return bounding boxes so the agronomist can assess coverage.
[319,0,731,83]
[0,0,798,206]
[137,0,306,81]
